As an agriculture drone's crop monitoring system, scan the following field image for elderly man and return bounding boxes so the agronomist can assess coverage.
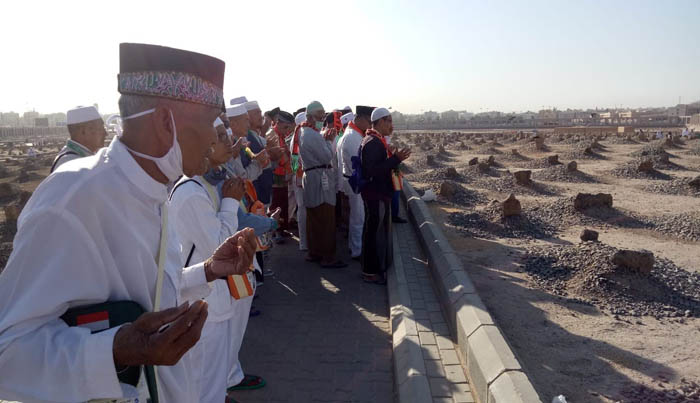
[170,118,267,402]
[338,106,373,259]
[359,107,411,284]
[300,101,347,268]
[0,43,257,402]
[51,105,107,172]
[226,103,268,180]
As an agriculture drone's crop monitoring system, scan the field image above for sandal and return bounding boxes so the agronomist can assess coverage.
[320,260,348,269]
[227,374,266,391]
[363,274,387,285]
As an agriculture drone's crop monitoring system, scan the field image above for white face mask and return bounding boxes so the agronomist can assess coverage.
[121,108,184,183]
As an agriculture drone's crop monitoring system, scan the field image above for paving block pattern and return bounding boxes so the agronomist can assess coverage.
[392,214,476,403]
[402,181,543,403]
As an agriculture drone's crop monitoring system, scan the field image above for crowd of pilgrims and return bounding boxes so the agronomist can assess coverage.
[0,43,412,403]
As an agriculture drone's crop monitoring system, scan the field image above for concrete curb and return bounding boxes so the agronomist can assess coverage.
[401,181,542,403]
[388,229,433,403]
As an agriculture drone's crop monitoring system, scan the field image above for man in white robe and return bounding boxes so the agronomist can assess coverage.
[0,43,256,402]
[51,105,107,172]
[337,106,373,259]
[170,118,263,402]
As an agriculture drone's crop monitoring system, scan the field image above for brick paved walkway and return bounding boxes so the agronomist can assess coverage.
[230,230,394,403]
[393,219,475,403]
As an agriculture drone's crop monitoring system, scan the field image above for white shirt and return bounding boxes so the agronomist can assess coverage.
[337,124,364,195]
[0,138,210,402]
[169,176,255,322]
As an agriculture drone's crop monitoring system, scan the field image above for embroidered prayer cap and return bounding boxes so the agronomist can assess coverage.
[226,104,248,117]
[355,105,375,118]
[277,111,294,124]
[244,101,260,111]
[371,107,391,122]
[118,43,225,108]
[213,117,224,127]
[67,106,103,125]
[230,96,247,105]
[295,112,307,125]
[306,101,324,114]
[340,112,355,125]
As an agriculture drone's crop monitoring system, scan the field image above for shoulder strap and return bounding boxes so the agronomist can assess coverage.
[50,150,79,173]
[184,244,196,267]
[168,178,204,201]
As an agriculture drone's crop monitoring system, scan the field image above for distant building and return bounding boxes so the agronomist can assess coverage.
[440,110,459,122]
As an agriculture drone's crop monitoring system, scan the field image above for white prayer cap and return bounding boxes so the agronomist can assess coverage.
[67,106,102,125]
[371,107,391,122]
[226,104,248,117]
[295,112,307,125]
[230,96,247,105]
[341,112,354,125]
[244,100,260,111]
[213,117,224,127]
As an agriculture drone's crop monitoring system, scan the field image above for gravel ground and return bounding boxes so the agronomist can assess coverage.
[522,242,700,318]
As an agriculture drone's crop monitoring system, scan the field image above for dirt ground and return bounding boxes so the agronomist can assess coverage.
[400,130,700,403]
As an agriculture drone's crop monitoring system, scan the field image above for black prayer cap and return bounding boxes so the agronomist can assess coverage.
[356,105,374,117]
[118,43,225,107]
[265,107,281,118]
[277,111,294,124]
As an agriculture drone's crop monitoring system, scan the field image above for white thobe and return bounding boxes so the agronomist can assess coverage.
[300,127,336,208]
[168,176,256,402]
[0,138,211,402]
[337,124,365,257]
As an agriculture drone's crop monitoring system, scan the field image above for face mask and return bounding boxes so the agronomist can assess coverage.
[315,121,323,131]
[121,108,183,183]
[385,136,392,144]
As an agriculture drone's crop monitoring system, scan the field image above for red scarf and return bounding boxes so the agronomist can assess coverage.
[348,121,366,137]
[366,129,392,157]
[273,125,291,176]
[300,121,320,132]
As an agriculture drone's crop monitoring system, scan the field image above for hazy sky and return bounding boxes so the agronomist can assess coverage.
[1,0,699,115]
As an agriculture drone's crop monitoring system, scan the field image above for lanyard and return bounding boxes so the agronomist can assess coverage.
[202,180,220,212]
[66,140,91,157]
[153,203,168,312]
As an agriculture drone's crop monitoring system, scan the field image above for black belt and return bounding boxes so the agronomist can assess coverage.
[305,165,331,172]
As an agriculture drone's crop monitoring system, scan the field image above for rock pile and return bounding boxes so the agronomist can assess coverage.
[644,176,700,197]
[532,165,598,184]
[609,161,671,180]
[522,242,700,318]
[620,378,700,403]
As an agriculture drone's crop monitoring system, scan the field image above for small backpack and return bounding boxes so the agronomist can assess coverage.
[348,145,369,194]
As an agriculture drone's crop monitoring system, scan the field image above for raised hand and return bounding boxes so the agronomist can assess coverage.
[204,228,257,278]
[112,300,208,367]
